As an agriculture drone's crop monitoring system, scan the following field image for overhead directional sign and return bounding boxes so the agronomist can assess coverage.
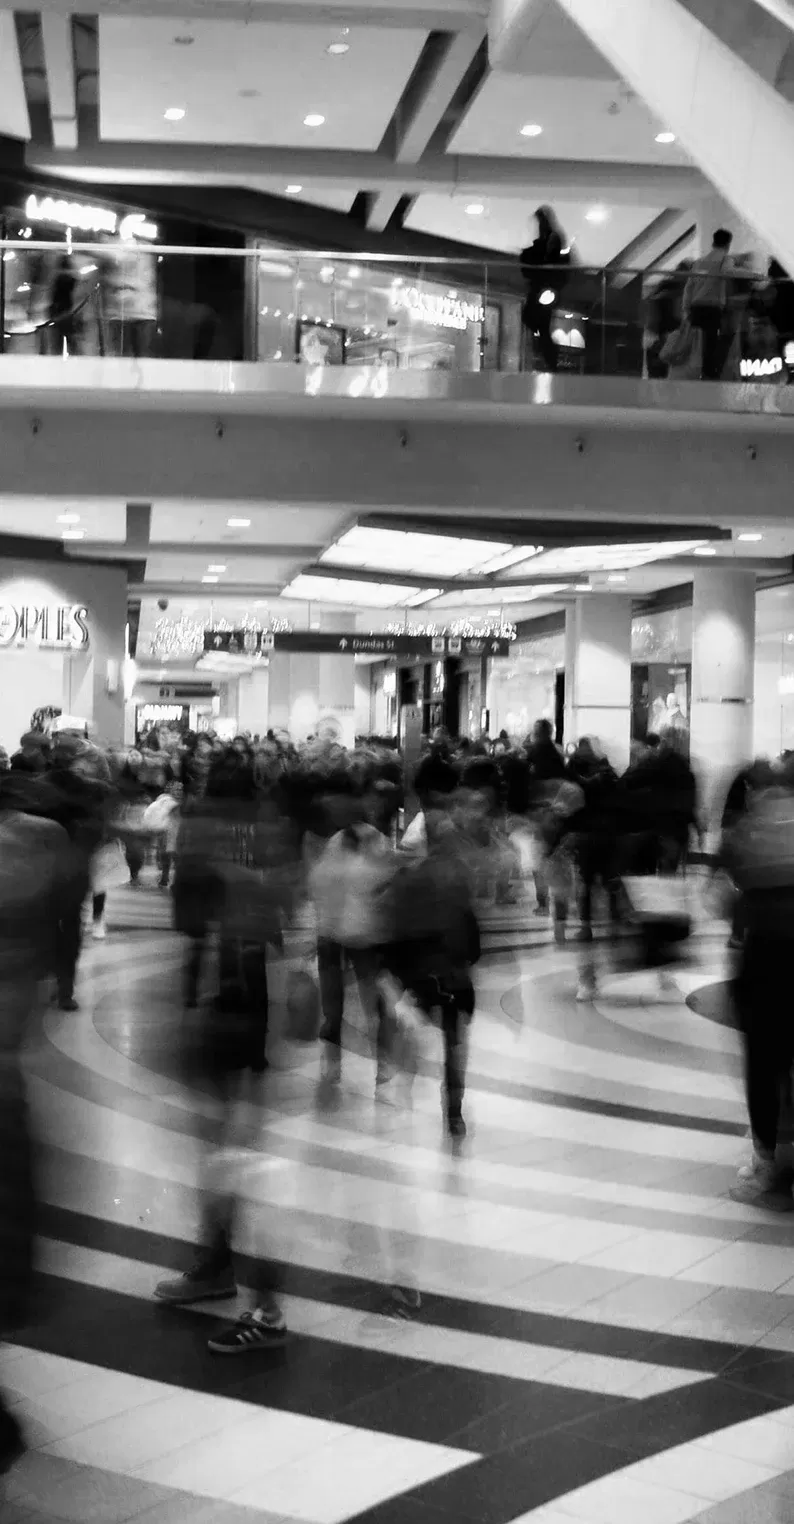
[204,631,512,658]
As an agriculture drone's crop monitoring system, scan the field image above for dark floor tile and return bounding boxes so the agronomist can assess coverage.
[568,1377,783,1459]
[336,1365,523,1448]
[385,1434,627,1524]
[450,1385,627,1452]
[343,1499,458,1524]
[723,1354,794,1403]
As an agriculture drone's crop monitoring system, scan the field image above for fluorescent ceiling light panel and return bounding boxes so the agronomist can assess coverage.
[431,584,570,608]
[529,541,706,574]
[477,545,542,575]
[319,526,517,578]
[405,589,443,607]
[282,574,422,607]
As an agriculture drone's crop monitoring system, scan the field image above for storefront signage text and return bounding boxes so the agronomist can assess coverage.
[740,356,783,378]
[0,604,89,649]
[391,286,485,332]
[25,195,158,241]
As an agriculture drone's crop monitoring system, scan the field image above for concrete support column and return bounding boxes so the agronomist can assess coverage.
[690,567,756,833]
[266,614,356,744]
[564,596,632,774]
[236,665,270,737]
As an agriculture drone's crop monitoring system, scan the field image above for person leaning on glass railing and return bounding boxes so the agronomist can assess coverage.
[520,205,571,374]
[682,228,736,381]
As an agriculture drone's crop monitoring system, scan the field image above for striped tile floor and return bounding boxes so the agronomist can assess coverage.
[3,874,794,1523]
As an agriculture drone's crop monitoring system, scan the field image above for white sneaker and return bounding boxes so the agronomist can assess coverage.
[92,919,107,941]
[731,1152,793,1209]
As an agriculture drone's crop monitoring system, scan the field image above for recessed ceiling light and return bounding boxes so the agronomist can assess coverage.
[304,113,326,127]
[202,575,219,584]
[57,512,80,524]
[207,564,227,573]
[173,34,194,44]
[574,582,591,591]
[61,528,85,540]
[164,107,186,121]
[694,546,717,556]
[227,517,251,528]
[520,123,543,137]
[327,41,350,54]
[607,573,627,583]
[738,532,763,542]
[466,202,485,216]
[585,205,609,224]
[655,130,676,144]
[285,184,303,195]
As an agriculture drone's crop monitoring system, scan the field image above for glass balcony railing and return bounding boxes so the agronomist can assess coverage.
[0,239,791,384]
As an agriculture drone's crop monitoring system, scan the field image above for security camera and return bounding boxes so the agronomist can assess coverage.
[575,436,585,454]
[399,429,408,449]
[31,417,41,436]
[747,444,757,461]
[157,597,169,611]
[215,420,225,439]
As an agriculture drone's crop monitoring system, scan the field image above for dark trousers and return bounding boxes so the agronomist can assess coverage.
[576,835,619,935]
[440,993,468,1122]
[317,938,390,1058]
[214,937,269,1073]
[525,300,558,371]
[158,846,173,887]
[56,876,88,999]
[92,892,106,922]
[690,303,726,380]
[125,836,145,882]
[735,938,794,1156]
[195,1062,279,1299]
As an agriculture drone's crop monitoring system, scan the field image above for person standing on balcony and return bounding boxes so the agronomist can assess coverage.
[520,206,570,373]
[683,228,736,381]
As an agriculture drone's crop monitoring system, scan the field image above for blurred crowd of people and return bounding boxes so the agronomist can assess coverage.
[3,711,794,1459]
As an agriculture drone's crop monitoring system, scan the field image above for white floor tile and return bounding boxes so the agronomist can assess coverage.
[632,1440,779,1501]
[679,1243,794,1293]
[555,1471,710,1524]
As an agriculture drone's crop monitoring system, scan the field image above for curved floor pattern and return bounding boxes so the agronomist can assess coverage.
[4,881,794,1523]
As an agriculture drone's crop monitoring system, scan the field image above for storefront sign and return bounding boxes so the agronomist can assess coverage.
[0,603,89,649]
[25,195,158,241]
[206,630,511,657]
[137,704,184,724]
[391,286,485,332]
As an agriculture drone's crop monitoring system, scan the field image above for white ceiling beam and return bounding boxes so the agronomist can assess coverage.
[489,0,553,68]
[31,0,486,32]
[368,32,483,232]
[41,13,77,151]
[0,13,30,142]
[752,0,794,37]
[26,141,708,204]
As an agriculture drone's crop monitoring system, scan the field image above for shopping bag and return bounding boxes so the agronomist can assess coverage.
[659,321,695,367]
[286,965,321,1043]
[621,874,692,925]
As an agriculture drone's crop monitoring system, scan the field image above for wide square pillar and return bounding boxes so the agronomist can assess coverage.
[564,596,632,773]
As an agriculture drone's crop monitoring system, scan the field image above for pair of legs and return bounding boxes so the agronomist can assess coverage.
[158,841,173,888]
[735,940,794,1170]
[105,318,156,358]
[317,939,391,1078]
[689,303,727,381]
[155,1060,286,1352]
[576,835,620,939]
[523,301,558,371]
[124,833,145,884]
[55,871,90,1008]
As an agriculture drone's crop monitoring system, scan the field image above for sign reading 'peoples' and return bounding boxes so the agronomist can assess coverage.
[0,605,90,648]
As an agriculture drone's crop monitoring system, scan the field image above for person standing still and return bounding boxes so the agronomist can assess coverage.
[684,228,735,381]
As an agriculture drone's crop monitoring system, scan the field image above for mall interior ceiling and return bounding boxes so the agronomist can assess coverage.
[2,0,791,263]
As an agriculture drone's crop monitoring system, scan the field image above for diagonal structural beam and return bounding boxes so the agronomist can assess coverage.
[552,0,794,273]
[41,12,77,150]
[369,32,484,231]
[32,0,487,31]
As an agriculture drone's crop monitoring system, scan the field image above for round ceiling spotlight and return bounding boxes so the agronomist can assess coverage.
[327,40,350,54]
[655,130,676,144]
[285,184,303,195]
[304,113,326,127]
[520,123,543,137]
[585,205,609,224]
[465,202,485,216]
[164,106,186,121]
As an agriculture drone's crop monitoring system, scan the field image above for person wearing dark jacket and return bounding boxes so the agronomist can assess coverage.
[0,778,69,1470]
[565,738,620,939]
[520,206,569,372]
[33,738,111,1009]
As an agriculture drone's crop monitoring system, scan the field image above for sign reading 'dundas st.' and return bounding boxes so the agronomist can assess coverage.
[0,604,89,649]
[204,630,511,658]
